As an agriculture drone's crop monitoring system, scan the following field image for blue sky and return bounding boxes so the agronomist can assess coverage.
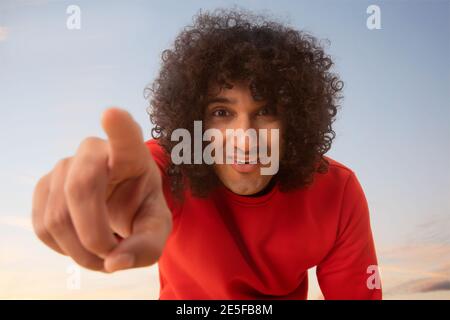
[0,0,449,299]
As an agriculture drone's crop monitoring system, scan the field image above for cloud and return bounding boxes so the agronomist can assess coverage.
[0,27,9,42]
[379,214,450,297]
[387,277,450,294]
[380,256,450,297]
[420,280,450,293]
[406,262,450,294]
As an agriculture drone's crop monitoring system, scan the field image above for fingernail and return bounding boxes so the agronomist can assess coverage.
[105,253,135,272]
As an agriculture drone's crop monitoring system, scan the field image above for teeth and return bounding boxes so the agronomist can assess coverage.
[226,157,257,164]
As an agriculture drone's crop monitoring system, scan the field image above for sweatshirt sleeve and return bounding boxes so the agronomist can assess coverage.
[145,139,179,216]
[316,172,382,300]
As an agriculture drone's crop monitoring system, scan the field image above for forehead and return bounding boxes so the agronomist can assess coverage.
[206,80,266,104]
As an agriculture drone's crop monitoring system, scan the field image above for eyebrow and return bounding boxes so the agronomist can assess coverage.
[206,97,237,105]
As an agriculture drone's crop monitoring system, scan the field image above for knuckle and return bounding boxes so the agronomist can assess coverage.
[33,173,50,196]
[64,159,107,201]
[32,220,49,242]
[64,169,100,200]
[44,208,70,234]
[79,137,105,154]
[53,157,72,173]
[79,232,106,255]
[75,255,102,271]
[63,177,78,199]
[36,174,49,189]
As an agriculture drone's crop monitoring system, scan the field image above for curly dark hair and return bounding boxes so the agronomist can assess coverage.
[146,8,343,199]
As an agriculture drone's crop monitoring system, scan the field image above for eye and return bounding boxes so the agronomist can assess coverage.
[257,105,277,117]
[211,108,230,117]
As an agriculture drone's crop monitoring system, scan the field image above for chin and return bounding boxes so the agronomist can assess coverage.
[227,183,262,195]
[215,164,273,195]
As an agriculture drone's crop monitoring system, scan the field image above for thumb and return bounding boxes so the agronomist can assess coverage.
[101,107,150,183]
[103,191,172,272]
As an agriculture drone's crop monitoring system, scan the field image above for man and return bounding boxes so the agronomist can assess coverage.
[32,9,382,299]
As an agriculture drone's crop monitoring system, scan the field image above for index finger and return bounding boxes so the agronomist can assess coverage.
[101,108,151,183]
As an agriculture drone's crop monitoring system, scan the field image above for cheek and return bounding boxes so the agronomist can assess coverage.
[262,123,284,156]
[204,119,230,132]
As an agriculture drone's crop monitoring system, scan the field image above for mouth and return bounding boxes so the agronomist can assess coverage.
[226,156,260,173]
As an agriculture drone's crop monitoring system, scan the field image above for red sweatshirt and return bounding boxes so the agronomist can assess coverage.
[146,139,382,300]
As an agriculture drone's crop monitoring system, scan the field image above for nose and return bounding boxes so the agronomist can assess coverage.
[229,114,258,155]
[234,113,252,132]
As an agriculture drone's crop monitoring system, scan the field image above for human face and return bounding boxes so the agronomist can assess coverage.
[204,82,284,195]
